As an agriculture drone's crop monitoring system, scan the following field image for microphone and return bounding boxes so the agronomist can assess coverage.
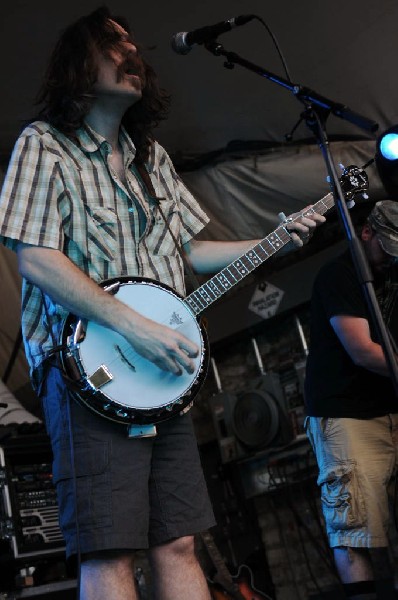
[171,15,255,55]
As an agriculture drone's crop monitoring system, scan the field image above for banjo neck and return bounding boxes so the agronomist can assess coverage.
[185,192,335,317]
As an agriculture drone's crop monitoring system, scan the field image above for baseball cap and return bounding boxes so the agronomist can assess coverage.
[367,200,398,257]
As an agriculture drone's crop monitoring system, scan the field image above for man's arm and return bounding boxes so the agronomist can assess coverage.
[183,239,261,274]
[184,206,326,274]
[330,315,395,377]
[17,243,198,375]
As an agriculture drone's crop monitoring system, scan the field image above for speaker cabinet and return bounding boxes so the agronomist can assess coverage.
[210,373,294,463]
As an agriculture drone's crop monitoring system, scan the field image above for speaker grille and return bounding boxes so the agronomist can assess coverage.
[232,390,279,448]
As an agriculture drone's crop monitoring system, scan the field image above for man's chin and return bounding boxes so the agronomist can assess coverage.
[122,87,142,104]
[131,89,143,103]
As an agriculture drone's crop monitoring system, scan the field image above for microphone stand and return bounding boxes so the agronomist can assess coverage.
[203,40,398,394]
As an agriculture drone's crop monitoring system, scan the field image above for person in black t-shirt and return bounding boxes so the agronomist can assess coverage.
[305,200,398,600]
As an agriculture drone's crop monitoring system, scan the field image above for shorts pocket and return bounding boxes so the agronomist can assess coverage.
[53,440,112,532]
[319,461,366,532]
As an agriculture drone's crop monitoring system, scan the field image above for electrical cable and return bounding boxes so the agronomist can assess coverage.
[65,387,82,600]
[291,495,325,598]
[300,451,341,579]
[268,456,341,595]
[251,15,293,83]
[267,492,303,598]
[284,462,333,598]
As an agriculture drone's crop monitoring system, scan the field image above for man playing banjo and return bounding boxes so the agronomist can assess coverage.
[0,7,324,600]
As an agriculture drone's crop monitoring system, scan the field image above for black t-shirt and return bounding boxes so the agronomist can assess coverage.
[304,250,398,417]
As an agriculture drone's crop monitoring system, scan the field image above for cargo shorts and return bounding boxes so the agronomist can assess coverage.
[305,415,398,548]
[40,365,215,558]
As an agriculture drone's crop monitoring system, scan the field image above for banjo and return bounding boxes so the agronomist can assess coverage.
[59,165,368,426]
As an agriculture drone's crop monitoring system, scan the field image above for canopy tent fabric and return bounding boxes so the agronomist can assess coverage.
[0,378,42,425]
[0,0,398,158]
[181,139,382,242]
[0,245,27,390]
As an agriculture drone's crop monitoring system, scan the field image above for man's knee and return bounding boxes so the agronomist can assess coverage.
[150,535,196,562]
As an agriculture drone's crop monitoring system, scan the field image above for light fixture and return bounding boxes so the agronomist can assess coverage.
[375,125,398,198]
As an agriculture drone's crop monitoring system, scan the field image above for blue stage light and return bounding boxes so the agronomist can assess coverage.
[375,126,398,198]
[379,132,398,161]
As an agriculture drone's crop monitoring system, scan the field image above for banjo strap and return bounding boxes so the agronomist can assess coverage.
[135,163,201,294]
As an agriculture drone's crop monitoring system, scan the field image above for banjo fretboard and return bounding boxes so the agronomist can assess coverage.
[185,192,335,316]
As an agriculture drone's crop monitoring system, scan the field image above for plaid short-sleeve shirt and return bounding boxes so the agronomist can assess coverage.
[0,121,209,385]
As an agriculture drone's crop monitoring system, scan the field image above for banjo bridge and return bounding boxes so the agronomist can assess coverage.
[88,364,114,389]
[115,344,136,372]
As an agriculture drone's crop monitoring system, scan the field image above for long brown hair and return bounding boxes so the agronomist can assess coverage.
[35,5,170,163]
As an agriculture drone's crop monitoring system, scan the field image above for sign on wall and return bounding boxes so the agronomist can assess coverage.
[248,281,284,319]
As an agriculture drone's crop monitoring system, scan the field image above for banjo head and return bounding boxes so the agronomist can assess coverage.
[60,277,209,425]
